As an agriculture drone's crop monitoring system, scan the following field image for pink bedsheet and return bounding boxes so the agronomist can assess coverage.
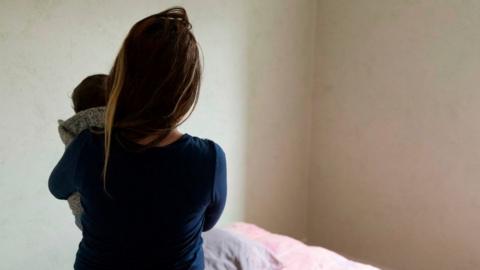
[226,223,380,270]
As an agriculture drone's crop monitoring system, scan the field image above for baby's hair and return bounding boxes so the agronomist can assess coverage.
[72,74,108,113]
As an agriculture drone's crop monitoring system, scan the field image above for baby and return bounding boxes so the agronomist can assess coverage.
[58,74,107,230]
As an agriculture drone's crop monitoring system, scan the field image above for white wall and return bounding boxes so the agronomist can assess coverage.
[0,1,315,269]
[309,1,480,269]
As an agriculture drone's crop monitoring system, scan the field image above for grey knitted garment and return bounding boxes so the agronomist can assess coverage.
[58,106,105,230]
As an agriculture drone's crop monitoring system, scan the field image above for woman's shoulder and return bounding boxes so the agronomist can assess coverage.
[184,134,225,160]
[182,135,226,186]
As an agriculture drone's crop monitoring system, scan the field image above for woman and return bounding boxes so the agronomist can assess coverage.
[49,7,227,270]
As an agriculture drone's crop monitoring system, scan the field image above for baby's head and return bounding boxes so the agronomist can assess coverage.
[72,74,108,113]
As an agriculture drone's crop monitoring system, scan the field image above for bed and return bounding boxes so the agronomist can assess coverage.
[203,222,380,270]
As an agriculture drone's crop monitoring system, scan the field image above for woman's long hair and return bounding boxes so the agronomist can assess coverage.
[103,7,201,191]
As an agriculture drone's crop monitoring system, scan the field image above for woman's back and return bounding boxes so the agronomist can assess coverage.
[49,130,226,270]
[49,7,226,269]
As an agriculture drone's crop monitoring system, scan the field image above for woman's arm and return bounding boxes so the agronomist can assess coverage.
[48,130,89,199]
[203,144,227,231]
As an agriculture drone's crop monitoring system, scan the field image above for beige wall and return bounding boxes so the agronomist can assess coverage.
[244,0,315,241]
[309,0,480,269]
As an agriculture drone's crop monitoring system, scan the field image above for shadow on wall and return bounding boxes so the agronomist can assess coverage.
[243,0,315,241]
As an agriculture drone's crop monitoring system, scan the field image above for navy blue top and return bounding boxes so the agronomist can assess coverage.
[49,130,227,270]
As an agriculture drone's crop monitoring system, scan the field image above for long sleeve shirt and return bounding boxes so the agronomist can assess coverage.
[49,130,227,270]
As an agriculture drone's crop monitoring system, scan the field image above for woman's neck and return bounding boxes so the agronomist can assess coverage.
[136,129,184,147]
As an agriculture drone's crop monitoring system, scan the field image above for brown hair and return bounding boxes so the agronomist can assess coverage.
[103,7,202,189]
[72,74,107,113]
